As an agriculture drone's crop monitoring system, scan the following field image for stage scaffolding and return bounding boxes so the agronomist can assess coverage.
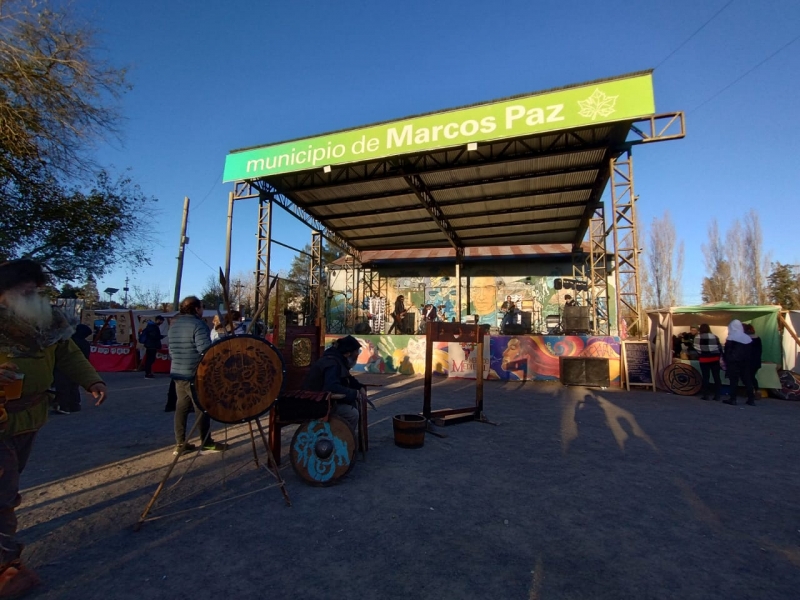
[224,79,685,339]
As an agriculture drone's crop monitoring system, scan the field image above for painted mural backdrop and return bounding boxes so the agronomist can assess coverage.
[325,334,621,385]
[335,275,615,335]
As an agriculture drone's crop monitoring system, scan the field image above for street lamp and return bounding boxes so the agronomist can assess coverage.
[103,287,119,304]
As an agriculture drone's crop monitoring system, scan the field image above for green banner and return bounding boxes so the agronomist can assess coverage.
[223,73,654,182]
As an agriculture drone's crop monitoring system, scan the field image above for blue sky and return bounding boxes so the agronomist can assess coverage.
[78,0,800,305]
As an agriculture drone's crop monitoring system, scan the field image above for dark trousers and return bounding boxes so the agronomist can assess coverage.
[699,360,721,399]
[144,348,158,376]
[727,363,755,401]
[173,380,211,445]
[0,432,37,565]
[387,316,403,335]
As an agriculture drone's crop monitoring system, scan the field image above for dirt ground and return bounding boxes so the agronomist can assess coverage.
[16,372,800,599]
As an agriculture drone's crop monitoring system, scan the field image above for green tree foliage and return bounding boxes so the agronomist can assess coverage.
[79,274,99,308]
[766,263,800,310]
[0,0,155,281]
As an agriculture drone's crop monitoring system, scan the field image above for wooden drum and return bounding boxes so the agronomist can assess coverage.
[194,334,285,424]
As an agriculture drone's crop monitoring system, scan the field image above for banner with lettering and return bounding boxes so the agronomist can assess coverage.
[89,344,138,372]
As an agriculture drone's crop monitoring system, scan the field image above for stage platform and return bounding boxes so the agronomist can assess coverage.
[325,333,621,385]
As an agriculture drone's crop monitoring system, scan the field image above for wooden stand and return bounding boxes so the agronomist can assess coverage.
[423,321,494,429]
[135,415,290,530]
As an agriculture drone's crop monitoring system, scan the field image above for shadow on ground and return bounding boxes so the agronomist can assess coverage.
[18,372,800,599]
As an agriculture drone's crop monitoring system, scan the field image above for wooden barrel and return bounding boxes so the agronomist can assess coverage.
[392,414,426,449]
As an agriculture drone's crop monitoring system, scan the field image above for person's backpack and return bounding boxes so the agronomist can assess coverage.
[138,329,148,344]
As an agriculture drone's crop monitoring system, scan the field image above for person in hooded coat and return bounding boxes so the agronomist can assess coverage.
[722,320,756,406]
[301,335,366,440]
[742,323,762,395]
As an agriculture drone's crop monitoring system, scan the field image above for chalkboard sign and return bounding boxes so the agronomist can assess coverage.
[622,340,655,391]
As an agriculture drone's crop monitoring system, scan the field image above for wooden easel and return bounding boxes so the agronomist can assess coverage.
[135,414,290,531]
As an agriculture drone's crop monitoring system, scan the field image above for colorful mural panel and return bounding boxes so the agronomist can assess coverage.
[324,334,620,385]
[489,335,621,383]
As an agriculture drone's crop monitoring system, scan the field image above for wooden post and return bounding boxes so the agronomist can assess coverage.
[172,196,190,310]
[423,320,433,419]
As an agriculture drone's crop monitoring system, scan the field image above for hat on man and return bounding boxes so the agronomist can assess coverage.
[335,335,361,354]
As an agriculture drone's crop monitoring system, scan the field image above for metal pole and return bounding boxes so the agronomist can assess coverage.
[224,191,234,284]
[455,260,462,322]
[173,196,190,310]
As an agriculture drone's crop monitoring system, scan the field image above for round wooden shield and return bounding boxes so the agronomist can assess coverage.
[662,362,702,396]
[193,335,285,423]
[290,415,355,486]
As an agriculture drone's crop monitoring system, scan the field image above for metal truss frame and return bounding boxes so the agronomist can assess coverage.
[610,150,643,337]
[309,231,322,323]
[253,194,272,325]
[588,205,610,336]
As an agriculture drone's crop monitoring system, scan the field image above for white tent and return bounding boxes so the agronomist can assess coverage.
[781,311,800,373]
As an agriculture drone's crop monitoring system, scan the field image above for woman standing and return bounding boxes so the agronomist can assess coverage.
[742,323,762,398]
[722,320,756,406]
[694,324,722,401]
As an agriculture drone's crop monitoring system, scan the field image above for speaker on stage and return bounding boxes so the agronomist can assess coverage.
[503,323,527,335]
[554,278,563,290]
[520,311,532,332]
[563,305,590,333]
[559,357,610,387]
[402,312,416,334]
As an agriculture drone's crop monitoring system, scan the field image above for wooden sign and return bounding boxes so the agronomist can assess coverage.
[621,340,655,391]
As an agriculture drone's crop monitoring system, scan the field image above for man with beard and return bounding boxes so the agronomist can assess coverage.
[0,260,107,598]
[301,335,367,441]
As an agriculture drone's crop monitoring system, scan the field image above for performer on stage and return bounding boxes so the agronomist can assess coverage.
[564,294,578,307]
[302,335,366,440]
[387,295,407,334]
[500,295,514,312]
[422,304,438,323]
[500,301,521,333]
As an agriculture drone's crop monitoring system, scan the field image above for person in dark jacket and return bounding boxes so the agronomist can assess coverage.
[52,323,94,413]
[301,335,366,440]
[169,297,227,454]
[694,323,722,401]
[142,316,165,379]
[742,323,762,398]
[387,295,407,335]
[722,320,756,406]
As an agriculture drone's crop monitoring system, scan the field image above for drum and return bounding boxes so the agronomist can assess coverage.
[290,415,356,486]
[193,334,285,424]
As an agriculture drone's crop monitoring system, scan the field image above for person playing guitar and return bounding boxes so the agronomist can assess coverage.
[387,295,408,334]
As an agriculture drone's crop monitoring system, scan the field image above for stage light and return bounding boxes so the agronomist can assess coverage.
[323,165,332,173]
[467,142,478,151]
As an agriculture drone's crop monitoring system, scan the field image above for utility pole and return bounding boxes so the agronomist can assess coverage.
[173,196,190,310]
[123,276,129,307]
[224,191,234,284]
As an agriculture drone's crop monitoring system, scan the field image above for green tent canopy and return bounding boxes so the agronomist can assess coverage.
[667,303,780,363]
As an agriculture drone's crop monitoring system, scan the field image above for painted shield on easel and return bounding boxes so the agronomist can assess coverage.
[194,334,285,423]
[290,415,355,486]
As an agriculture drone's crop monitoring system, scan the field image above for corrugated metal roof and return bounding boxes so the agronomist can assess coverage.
[260,117,632,256]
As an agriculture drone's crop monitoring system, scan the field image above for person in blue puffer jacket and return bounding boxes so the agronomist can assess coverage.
[169,296,228,455]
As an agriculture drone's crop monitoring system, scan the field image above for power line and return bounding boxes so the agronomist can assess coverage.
[655,0,735,70]
[192,167,224,211]
[691,32,800,112]
[186,246,218,274]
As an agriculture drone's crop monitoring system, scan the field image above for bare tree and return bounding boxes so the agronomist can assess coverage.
[742,210,769,304]
[726,220,747,304]
[131,284,166,309]
[700,219,732,303]
[644,212,684,308]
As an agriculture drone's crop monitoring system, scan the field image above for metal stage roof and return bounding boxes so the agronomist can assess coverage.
[227,71,684,262]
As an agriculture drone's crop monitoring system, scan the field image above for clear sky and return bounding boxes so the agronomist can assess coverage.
[77,0,800,306]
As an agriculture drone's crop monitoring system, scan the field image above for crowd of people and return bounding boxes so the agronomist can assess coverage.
[682,319,762,406]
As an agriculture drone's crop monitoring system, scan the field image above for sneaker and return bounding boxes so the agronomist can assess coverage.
[172,442,197,456]
[51,406,70,415]
[201,441,229,453]
[0,561,40,598]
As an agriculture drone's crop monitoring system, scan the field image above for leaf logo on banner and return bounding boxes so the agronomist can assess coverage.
[577,89,619,120]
